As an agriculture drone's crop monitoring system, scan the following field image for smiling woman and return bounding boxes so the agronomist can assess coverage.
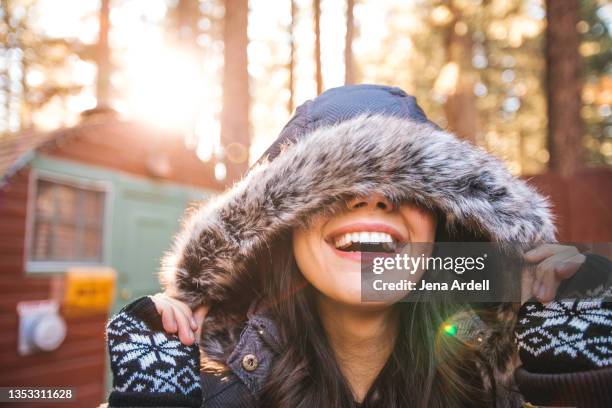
[103,85,611,408]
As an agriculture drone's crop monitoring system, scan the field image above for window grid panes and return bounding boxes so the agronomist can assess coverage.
[30,178,105,263]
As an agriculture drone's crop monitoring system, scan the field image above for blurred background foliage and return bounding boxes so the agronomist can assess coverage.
[0,0,610,178]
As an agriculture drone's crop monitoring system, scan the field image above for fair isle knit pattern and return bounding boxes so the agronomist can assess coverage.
[106,297,201,406]
[516,288,612,373]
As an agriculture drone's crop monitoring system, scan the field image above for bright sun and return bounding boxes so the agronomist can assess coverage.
[123,46,202,131]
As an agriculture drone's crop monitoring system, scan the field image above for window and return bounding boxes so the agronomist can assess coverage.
[28,175,107,267]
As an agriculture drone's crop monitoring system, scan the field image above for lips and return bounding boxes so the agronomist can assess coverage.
[324,223,406,262]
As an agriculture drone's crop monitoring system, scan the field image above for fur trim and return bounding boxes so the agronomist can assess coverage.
[160,114,555,307]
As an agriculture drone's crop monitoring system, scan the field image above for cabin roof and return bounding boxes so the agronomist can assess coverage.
[0,115,209,188]
[0,128,59,187]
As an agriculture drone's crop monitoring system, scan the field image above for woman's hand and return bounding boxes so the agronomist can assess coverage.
[521,244,586,303]
[149,293,209,346]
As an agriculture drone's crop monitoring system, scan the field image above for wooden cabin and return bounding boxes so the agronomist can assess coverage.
[0,110,226,407]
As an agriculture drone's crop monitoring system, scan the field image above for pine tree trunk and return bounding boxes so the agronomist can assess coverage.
[313,0,323,95]
[175,0,199,44]
[442,2,477,142]
[344,0,355,85]
[221,0,250,182]
[545,0,583,176]
[96,0,111,107]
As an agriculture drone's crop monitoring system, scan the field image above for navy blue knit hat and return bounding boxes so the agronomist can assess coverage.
[256,84,436,164]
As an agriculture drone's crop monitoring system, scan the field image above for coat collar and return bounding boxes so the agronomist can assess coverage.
[225,309,281,394]
[220,303,491,396]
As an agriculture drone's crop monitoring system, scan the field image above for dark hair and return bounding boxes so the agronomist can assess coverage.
[252,225,497,408]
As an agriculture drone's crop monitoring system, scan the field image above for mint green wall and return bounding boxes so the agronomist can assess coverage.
[30,154,214,310]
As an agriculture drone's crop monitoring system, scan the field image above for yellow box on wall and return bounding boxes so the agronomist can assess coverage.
[63,267,116,312]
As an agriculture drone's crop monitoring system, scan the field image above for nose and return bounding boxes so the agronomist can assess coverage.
[348,194,393,212]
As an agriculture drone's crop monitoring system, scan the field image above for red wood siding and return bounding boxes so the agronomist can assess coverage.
[0,168,108,407]
[526,168,612,242]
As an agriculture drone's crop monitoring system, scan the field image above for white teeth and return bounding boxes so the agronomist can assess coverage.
[340,235,349,247]
[333,231,395,248]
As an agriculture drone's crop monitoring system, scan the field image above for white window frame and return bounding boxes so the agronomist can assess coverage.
[25,170,112,273]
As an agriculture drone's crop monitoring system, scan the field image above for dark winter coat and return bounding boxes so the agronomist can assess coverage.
[105,85,612,408]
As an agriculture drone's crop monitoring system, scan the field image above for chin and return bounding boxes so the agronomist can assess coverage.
[323,284,391,308]
[325,274,362,302]
[340,296,396,310]
[336,287,364,305]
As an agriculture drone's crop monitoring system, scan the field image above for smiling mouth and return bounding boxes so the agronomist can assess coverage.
[331,231,399,253]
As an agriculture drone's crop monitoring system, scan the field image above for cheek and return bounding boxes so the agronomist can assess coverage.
[292,229,325,285]
[400,206,437,242]
[292,229,363,304]
[293,228,344,299]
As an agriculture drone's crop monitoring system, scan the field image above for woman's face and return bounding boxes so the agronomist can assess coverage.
[293,194,437,307]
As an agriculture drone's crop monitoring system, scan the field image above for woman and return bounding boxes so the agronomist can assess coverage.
[106,85,611,407]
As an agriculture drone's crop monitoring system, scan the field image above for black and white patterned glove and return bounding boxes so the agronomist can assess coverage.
[106,296,202,408]
[514,254,612,407]
[515,291,612,372]
[516,254,612,372]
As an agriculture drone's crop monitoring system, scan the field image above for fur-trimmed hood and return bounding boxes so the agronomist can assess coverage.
[159,85,556,404]
[160,113,555,308]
